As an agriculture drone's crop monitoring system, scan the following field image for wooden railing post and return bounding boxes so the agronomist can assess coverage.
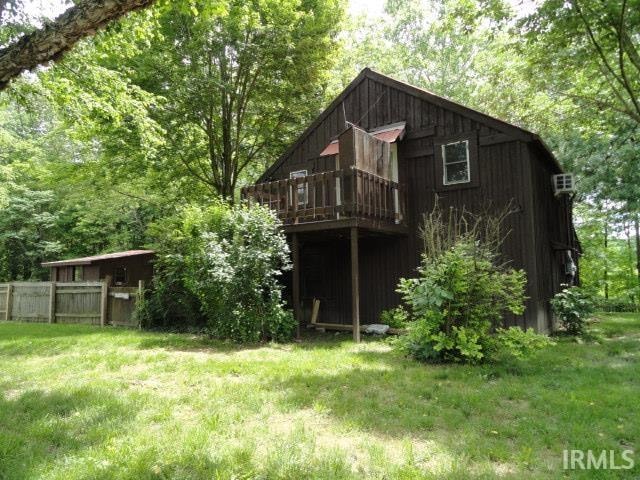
[351,168,357,217]
[48,282,56,323]
[292,178,298,223]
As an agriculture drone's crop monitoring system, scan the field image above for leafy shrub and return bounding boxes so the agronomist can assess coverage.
[144,202,295,342]
[394,201,550,364]
[550,286,595,335]
[379,306,409,328]
[485,327,555,362]
[396,239,527,363]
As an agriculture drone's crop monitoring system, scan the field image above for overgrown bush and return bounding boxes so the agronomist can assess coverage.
[379,306,409,328]
[485,327,556,362]
[395,201,550,363]
[550,286,595,335]
[143,202,295,342]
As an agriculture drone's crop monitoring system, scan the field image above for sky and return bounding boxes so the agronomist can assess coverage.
[22,0,67,20]
[349,0,539,18]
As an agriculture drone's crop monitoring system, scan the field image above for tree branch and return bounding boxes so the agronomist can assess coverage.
[0,0,156,91]
[572,1,626,91]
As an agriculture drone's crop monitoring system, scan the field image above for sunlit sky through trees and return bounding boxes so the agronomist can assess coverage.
[26,0,539,22]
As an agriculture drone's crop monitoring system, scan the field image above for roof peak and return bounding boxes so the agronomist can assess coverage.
[360,67,536,138]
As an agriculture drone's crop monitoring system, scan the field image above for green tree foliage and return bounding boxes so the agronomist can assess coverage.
[145,202,295,342]
[141,0,342,199]
[520,0,640,128]
[575,203,639,305]
[519,0,640,296]
[0,0,343,284]
[0,81,168,276]
[0,186,62,281]
[43,0,344,201]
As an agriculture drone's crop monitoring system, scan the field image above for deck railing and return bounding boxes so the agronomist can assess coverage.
[242,168,405,225]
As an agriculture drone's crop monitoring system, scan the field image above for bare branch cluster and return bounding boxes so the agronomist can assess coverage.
[420,195,518,260]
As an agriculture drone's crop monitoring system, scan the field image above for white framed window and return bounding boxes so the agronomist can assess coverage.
[442,140,470,185]
[289,170,308,206]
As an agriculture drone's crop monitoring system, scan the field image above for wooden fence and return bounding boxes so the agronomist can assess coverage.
[0,281,143,327]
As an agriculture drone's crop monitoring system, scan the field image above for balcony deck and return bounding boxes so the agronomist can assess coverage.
[242,168,407,235]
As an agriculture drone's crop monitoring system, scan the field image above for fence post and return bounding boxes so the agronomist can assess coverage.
[137,280,144,329]
[48,282,56,323]
[4,284,12,321]
[100,280,108,327]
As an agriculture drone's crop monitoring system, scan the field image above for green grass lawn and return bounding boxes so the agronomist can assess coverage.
[0,314,638,479]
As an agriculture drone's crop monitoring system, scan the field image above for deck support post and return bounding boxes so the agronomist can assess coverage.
[292,233,302,339]
[350,226,360,342]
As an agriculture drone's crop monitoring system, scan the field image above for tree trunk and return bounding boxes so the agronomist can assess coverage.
[0,0,155,91]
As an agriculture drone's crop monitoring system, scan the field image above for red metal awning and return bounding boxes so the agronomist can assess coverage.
[319,139,339,156]
[319,121,406,156]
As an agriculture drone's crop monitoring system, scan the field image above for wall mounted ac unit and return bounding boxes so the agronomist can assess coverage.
[552,173,575,195]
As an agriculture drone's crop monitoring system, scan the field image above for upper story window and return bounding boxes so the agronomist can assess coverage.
[442,140,470,185]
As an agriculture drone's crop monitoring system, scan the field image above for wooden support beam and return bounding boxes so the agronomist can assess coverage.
[351,226,360,342]
[308,321,405,336]
[310,298,320,325]
[291,233,302,339]
[48,282,56,324]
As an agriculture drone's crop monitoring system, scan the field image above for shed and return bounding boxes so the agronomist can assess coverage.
[42,250,155,287]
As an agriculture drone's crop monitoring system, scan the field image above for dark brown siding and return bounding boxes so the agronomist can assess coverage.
[267,74,567,330]
[528,144,575,329]
[84,265,100,281]
[48,255,154,287]
[97,255,154,287]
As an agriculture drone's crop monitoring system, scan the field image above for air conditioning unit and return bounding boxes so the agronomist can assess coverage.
[552,173,575,195]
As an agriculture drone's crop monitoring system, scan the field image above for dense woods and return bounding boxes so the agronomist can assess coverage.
[0,0,638,308]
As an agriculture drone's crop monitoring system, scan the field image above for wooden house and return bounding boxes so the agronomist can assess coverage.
[243,69,579,340]
[42,250,155,287]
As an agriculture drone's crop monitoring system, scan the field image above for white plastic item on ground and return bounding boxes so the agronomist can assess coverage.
[364,324,390,335]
